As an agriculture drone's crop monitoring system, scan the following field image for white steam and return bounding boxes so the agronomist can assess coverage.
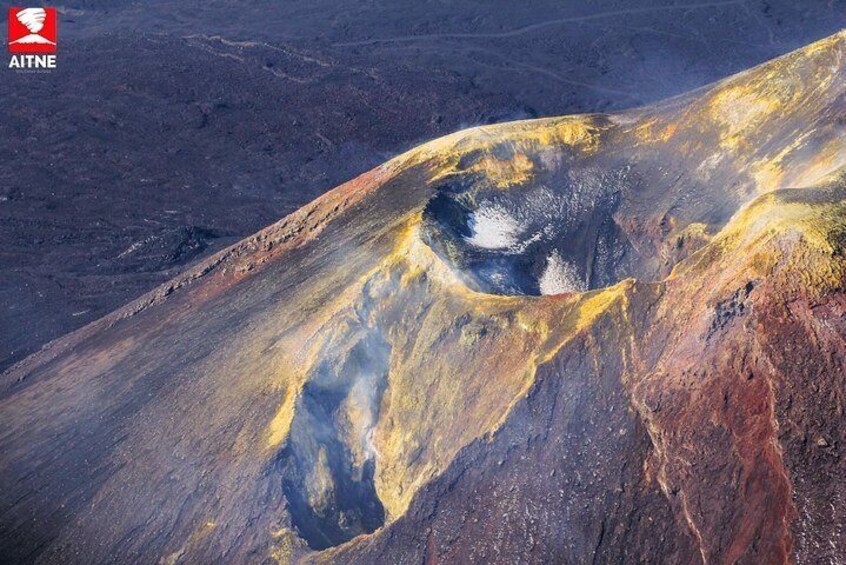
[539,250,586,295]
[466,203,524,250]
[347,371,382,461]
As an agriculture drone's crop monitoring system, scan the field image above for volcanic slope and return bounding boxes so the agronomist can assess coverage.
[3,31,846,565]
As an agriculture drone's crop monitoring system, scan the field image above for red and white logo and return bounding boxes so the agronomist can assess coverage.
[8,7,57,53]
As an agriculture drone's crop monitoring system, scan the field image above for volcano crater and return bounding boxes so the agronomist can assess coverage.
[420,161,660,296]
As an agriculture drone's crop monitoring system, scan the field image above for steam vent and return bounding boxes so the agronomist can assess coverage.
[3,31,846,564]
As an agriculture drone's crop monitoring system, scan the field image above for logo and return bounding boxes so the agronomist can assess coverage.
[8,7,56,53]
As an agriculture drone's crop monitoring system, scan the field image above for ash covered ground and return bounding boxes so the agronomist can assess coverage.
[1,0,845,370]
